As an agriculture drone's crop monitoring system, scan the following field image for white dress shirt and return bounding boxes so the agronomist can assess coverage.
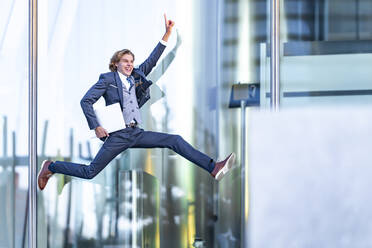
[118,71,131,90]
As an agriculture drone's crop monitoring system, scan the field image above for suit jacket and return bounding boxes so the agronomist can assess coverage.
[80,42,166,130]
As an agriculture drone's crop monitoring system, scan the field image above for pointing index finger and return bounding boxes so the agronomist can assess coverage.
[164,13,168,24]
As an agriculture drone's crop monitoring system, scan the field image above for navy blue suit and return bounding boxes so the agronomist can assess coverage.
[49,42,215,179]
[80,42,165,130]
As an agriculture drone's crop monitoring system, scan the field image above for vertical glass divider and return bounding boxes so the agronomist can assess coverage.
[28,0,38,247]
[270,0,280,110]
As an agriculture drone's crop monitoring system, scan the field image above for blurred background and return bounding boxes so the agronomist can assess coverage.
[1,0,372,247]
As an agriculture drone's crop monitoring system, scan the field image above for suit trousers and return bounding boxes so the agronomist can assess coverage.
[49,127,215,179]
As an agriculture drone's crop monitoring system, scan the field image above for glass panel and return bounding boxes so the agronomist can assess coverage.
[217,0,270,246]
[0,0,29,247]
[118,171,159,247]
[37,1,221,247]
[261,0,372,108]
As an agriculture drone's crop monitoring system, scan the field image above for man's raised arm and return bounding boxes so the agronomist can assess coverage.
[138,14,175,76]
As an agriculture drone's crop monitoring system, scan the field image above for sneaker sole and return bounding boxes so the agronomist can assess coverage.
[215,153,235,181]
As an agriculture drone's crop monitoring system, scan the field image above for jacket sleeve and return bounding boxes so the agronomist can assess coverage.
[80,74,108,130]
[138,42,166,76]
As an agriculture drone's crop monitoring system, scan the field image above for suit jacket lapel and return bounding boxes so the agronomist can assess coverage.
[114,71,124,108]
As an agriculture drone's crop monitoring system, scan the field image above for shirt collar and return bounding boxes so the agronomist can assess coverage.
[117,71,132,80]
[117,71,134,87]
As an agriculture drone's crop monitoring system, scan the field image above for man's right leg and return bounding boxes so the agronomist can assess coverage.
[49,146,119,179]
[48,130,132,179]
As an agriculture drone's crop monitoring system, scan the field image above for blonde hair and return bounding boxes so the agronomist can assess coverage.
[109,49,135,72]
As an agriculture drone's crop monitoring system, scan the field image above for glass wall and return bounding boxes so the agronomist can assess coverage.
[0,0,29,247]
[5,0,371,247]
[245,1,372,246]
[0,0,241,247]
[217,0,372,246]
[36,0,220,247]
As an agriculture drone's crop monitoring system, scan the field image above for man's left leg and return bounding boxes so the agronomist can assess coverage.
[132,129,215,173]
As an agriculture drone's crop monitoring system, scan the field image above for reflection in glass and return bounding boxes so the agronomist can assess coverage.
[35,1,218,247]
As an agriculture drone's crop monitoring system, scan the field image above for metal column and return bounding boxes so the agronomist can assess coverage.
[240,100,247,248]
[270,0,280,111]
[214,0,223,227]
[28,0,38,247]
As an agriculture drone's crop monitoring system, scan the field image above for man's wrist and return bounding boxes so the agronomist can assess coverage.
[160,39,168,46]
[161,31,172,43]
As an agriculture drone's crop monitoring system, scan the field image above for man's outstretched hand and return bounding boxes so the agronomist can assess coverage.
[164,14,175,33]
[95,126,109,139]
[162,14,175,42]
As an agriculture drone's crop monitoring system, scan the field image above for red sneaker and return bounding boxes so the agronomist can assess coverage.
[211,153,235,180]
[37,160,54,190]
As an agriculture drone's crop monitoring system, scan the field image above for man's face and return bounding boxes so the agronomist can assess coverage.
[116,53,134,76]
